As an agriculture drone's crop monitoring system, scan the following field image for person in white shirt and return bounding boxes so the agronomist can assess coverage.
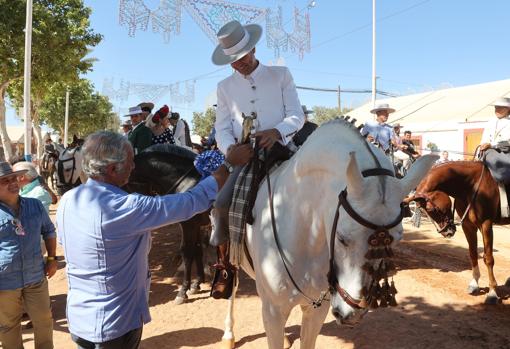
[480,97,510,151]
[209,20,304,298]
[481,97,510,184]
[169,112,192,148]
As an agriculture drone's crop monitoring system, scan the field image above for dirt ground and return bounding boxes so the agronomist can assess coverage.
[6,209,510,349]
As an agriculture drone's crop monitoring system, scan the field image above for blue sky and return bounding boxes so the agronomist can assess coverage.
[7,0,510,127]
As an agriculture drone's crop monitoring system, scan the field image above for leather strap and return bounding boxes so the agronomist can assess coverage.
[362,168,394,178]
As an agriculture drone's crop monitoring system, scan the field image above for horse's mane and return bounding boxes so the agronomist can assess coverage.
[140,144,197,161]
[319,116,365,140]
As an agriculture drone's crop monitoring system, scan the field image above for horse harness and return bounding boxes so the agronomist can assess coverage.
[415,164,486,235]
[267,164,403,309]
[57,147,81,192]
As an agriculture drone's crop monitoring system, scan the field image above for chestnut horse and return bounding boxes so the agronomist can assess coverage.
[405,160,510,304]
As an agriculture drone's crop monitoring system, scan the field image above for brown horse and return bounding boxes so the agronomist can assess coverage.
[405,160,510,304]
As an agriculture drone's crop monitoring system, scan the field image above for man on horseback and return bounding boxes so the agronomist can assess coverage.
[42,138,58,170]
[361,103,398,154]
[480,97,510,183]
[209,20,304,298]
[125,105,153,154]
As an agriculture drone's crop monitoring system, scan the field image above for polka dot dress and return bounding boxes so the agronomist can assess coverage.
[152,128,175,145]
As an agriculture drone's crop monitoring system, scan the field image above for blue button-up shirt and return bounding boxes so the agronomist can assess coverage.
[361,121,396,151]
[56,176,218,343]
[0,197,56,290]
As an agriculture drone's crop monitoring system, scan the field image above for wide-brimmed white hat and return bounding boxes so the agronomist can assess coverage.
[370,103,396,114]
[212,20,262,66]
[492,97,510,108]
[0,162,27,179]
[124,106,143,117]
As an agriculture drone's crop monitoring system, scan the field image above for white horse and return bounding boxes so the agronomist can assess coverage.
[56,146,87,195]
[220,118,438,349]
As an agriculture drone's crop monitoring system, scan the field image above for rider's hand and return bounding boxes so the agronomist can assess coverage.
[252,129,282,149]
[226,144,253,166]
[366,135,375,142]
[480,143,491,152]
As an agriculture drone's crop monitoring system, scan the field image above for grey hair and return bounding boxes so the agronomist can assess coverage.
[13,161,38,180]
[82,131,131,178]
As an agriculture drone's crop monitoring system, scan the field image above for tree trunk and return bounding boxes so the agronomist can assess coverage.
[0,83,14,162]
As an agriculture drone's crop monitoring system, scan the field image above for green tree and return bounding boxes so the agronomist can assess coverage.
[312,106,353,125]
[192,107,216,137]
[38,79,118,139]
[0,0,101,160]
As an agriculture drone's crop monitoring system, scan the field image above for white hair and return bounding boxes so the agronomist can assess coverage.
[13,161,39,180]
[82,131,131,178]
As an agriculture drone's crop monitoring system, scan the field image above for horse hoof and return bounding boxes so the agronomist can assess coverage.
[188,283,201,295]
[505,277,510,288]
[484,295,499,305]
[283,335,292,349]
[467,285,479,295]
[220,338,235,349]
[174,296,186,305]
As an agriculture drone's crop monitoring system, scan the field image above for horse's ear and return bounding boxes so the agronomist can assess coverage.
[346,152,365,197]
[400,154,439,197]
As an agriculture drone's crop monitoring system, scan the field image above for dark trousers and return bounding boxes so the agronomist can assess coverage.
[71,327,143,349]
[210,165,243,246]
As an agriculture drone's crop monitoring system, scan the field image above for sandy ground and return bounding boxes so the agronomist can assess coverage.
[5,209,510,349]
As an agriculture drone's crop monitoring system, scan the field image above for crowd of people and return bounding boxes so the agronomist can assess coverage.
[1,17,509,349]
[121,103,193,155]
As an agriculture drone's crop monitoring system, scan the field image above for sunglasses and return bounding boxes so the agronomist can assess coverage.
[11,218,26,236]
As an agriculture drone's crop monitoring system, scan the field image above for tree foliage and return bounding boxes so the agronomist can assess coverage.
[0,0,102,159]
[38,79,118,139]
[192,107,216,137]
[312,106,353,125]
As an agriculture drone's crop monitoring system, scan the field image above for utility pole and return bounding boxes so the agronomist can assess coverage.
[371,0,377,107]
[64,87,70,148]
[337,85,341,111]
[23,0,33,161]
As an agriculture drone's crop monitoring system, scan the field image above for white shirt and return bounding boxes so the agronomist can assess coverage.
[173,119,187,147]
[481,117,510,146]
[215,63,305,154]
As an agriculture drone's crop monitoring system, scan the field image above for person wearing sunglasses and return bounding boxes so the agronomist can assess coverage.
[0,162,56,349]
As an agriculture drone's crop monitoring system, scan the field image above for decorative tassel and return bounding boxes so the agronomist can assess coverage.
[412,208,422,228]
[390,280,398,295]
[389,280,398,306]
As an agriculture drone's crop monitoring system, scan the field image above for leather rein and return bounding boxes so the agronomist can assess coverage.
[415,164,485,235]
[266,162,403,309]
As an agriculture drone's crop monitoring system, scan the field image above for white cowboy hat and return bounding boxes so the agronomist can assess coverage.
[370,103,396,114]
[124,106,143,117]
[212,20,262,66]
[137,102,155,112]
[0,162,27,179]
[492,97,510,108]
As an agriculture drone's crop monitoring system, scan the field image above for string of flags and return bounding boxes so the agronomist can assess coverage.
[118,0,314,59]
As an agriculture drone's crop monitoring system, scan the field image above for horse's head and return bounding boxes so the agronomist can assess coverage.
[405,190,456,238]
[56,147,86,195]
[328,151,438,326]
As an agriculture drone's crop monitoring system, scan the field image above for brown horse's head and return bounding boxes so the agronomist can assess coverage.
[405,190,456,238]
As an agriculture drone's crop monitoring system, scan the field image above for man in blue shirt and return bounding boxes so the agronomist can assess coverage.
[0,162,57,349]
[56,131,251,349]
[361,103,397,153]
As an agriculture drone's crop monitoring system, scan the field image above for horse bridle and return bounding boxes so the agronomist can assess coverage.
[413,165,485,236]
[327,168,404,310]
[267,163,403,310]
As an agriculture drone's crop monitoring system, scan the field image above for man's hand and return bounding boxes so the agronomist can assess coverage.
[226,144,253,166]
[480,143,491,152]
[366,135,375,142]
[252,128,282,149]
[45,259,57,278]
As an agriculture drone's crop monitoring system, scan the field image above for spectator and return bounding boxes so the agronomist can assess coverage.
[13,161,52,213]
[0,162,56,349]
[361,103,397,154]
[56,131,251,349]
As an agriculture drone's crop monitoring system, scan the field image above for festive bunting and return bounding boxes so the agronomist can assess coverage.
[131,83,170,103]
[288,6,311,60]
[170,81,196,104]
[183,0,266,42]
[265,6,288,58]
[119,0,151,37]
[102,78,131,102]
[150,0,183,43]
